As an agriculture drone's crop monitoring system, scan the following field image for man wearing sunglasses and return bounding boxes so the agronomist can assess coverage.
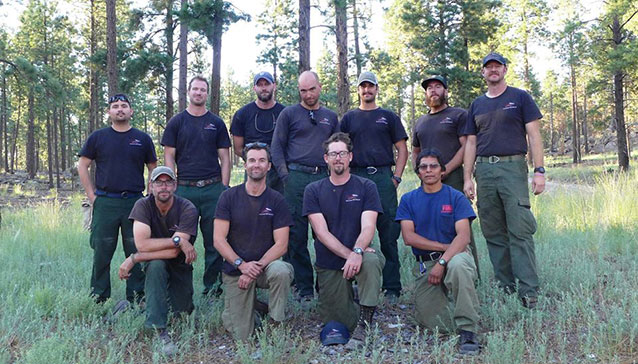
[231,71,286,193]
[78,93,157,304]
[161,76,232,297]
[396,149,480,355]
[339,71,408,304]
[271,71,339,303]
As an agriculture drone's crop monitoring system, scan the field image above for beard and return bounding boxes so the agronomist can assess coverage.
[257,90,273,102]
[426,92,447,108]
[331,164,346,175]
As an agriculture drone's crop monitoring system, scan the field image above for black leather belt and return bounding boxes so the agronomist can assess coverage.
[415,252,443,262]
[352,166,392,175]
[177,176,221,187]
[476,155,526,164]
[95,190,143,199]
[288,163,326,175]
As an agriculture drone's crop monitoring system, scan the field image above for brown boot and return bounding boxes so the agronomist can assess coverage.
[345,305,376,350]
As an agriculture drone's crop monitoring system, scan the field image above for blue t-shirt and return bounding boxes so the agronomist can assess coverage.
[302,175,383,270]
[79,127,157,193]
[340,107,408,167]
[161,110,231,180]
[463,86,542,156]
[396,184,476,257]
[230,101,285,145]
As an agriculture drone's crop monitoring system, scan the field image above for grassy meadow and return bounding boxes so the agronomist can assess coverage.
[1,164,638,363]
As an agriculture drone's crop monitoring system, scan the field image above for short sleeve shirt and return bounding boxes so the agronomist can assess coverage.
[215,185,292,276]
[79,127,157,193]
[396,184,475,257]
[230,102,285,145]
[463,86,542,156]
[412,107,467,164]
[340,107,408,167]
[161,110,231,180]
[302,175,383,270]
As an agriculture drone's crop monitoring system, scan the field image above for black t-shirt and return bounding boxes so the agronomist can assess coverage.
[463,86,542,156]
[270,104,339,178]
[230,102,285,145]
[79,127,157,193]
[161,110,231,180]
[302,175,383,270]
[412,107,467,165]
[340,108,408,167]
[215,185,293,276]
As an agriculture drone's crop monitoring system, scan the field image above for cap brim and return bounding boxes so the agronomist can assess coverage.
[321,336,349,346]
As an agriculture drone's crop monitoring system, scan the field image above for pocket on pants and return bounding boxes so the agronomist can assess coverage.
[516,197,537,235]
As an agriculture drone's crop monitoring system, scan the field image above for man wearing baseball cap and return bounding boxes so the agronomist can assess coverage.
[231,71,286,193]
[412,75,480,277]
[463,52,545,309]
[339,70,408,303]
[118,165,199,354]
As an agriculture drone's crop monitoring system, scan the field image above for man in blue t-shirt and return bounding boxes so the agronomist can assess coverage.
[303,132,384,349]
[161,76,232,296]
[230,71,286,193]
[462,52,545,308]
[78,93,157,304]
[213,143,294,341]
[396,149,480,355]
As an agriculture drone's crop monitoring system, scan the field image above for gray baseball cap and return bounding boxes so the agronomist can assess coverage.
[150,166,176,181]
[357,71,378,86]
[421,75,448,89]
[482,52,507,67]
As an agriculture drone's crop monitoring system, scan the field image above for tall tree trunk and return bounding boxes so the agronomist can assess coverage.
[26,90,35,179]
[335,0,349,118]
[59,106,67,171]
[53,108,60,188]
[549,92,555,152]
[106,0,118,96]
[351,0,362,77]
[165,0,175,122]
[89,0,98,133]
[47,114,53,188]
[611,16,630,171]
[178,0,189,112]
[410,83,415,128]
[583,90,588,154]
[0,70,5,172]
[570,62,580,164]
[209,13,223,114]
[298,0,310,74]
[11,95,21,173]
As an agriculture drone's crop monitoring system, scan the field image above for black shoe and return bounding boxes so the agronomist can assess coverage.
[158,330,177,356]
[458,330,479,355]
[384,291,400,305]
[522,296,538,309]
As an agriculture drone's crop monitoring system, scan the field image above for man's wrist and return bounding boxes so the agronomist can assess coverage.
[130,253,137,264]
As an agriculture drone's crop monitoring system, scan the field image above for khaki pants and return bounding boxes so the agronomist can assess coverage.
[414,251,479,333]
[222,260,294,341]
[316,251,384,332]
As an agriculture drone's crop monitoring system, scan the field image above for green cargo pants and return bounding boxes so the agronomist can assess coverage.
[475,159,539,299]
[143,258,194,329]
[176,182,225,295]
[414,251,479,333]
[316,251,385,332]
[90,195,144,303]
[222,260,294,341]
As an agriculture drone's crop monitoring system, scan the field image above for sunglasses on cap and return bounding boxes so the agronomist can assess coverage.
[108,94,131,104]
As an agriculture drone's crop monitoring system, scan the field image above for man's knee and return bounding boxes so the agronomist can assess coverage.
[267,261,293,282]
[145,260,168,278]
[446,253,476,281]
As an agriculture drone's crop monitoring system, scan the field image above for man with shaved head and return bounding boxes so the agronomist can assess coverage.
[271,71,339,302]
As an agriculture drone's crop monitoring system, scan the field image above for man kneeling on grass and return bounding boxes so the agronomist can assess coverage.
[118,166,198,354]
[213,142,294,341]
[396,149,480,355]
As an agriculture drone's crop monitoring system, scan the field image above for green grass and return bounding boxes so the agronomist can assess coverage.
[1,168,638,363]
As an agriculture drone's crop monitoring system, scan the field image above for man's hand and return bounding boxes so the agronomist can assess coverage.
[119,256,135,280]
[391,178,399,189]
[342,252,363,280]
[239,261,263,280]
[238,274,254,290]
[532,174,545,195]
[463,179,475,201]
[428,263,445,285]
[180,241,197,264]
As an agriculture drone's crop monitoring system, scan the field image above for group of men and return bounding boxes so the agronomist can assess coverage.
[78,51,545,355]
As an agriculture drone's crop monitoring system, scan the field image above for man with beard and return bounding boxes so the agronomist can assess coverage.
[411,75,480,277]
[78,93,157,304]
[231,71,286,193]
[303,132,384,348]
[161,76,232,297]
[118,166,198,355]
[213,143,294,341]
[339,71,408,303]
[271,71,339,302]
[463,52,545,309]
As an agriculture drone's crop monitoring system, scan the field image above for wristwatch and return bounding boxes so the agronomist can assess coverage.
[391,175,402,184]
[533,166,546,174]
[172,236,181,247]
[234,257,244,268]
[437,258,447,267]
[353,247,364,255]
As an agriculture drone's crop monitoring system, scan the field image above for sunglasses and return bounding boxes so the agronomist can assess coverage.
[418,163,441,171]
[245,142,268,148]
[108,94,130,104]
[309,110,317,125]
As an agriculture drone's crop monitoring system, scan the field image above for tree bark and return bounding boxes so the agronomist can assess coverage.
[59,106,67,171]
[298,0,310,74]
[53,108,60,188]
[611,16,630,172]
[335,0,349,118]
[570,61,580,164]
[178,0,189,112]
[351,0,362,77]
[583,90,588,154]
[549,92,555,152]
[165,0,175,122]
[26,89,36,179]
[209,13,223,114]
[0,70,5,172]
[89,0,99,133]
[106,0,118,96]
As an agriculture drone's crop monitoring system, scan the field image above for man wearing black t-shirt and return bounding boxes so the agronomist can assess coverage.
[271,71,339,301]
[78,93,157,304]
[161,76,232,296]
[412,75,480,278]
[340,71,408,302]
[303,132,384,348]
[118,166,198,354]
[214,143,294,341]
[463,52,546,308]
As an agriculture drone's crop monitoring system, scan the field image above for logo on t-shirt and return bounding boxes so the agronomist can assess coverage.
[503,102,517,110]
[441,204,453,214]
[376,117,388,125]
[440,117,453,124]
[319,118,331,125]
[204,123,217,130]
[345,194,361,203]
[259,207,274,216]
[129,138,143,146]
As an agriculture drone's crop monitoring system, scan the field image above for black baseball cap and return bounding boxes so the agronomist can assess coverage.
[482,52,507,67]
[421,75,447,90]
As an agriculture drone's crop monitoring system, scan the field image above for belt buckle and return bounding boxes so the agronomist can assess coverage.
[196,180,206,187]
[429,251,442,261]
[312,166,319,174]
[488,156,500,164]
[120,191,128,198]
[366,166,377,175]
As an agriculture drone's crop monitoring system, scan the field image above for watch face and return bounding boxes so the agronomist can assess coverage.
[438,258,446,266]
[234,258,243,267]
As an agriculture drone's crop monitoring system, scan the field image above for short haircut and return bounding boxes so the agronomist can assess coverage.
[323,132,353,154]
[188,76,209,91]
[243,142,271,162]
[415,148,446,173]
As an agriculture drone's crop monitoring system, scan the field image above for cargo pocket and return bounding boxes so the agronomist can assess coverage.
[517,197,537,235]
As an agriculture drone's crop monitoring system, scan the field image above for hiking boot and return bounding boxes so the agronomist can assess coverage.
[458,330,479,355]
[297,294,314,310]
[344,324,365,350]
[103,299,130,323]
[522,296,538,309]
[158,330,177,356]
[254,298,269,316]
[385,291,400,305]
